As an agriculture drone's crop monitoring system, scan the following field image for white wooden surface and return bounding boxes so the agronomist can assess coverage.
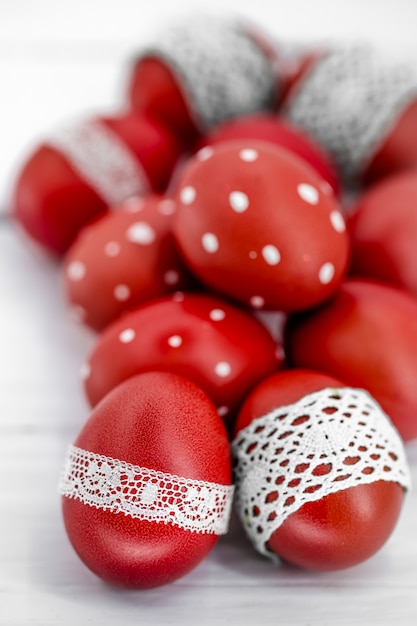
[2,2,417,624]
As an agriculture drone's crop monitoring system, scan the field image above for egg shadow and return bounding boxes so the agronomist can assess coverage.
[27,491,198,613]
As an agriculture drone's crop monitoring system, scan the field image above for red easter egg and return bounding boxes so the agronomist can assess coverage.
[62,194,195,331]
[128,15,277,142]
[173,140,350,312]
[232,369,410,570]
[364,99,417,185]
[198,114,340,196]
[82,292,282,429]
[234,367,345,434]
[348,171,417,296]
[284,44,417,188]
[128,56,200,149]
[12,113,183,256]
[285,278,417,441]
[60,371,233,589]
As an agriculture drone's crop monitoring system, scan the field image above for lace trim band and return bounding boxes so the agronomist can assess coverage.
[140,14,276,131]
[285,44,417,184]
[59,445,234,535]
[232,387,411,558]
[47,119,151,206]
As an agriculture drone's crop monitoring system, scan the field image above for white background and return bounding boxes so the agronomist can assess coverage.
[2,0,417,212]
[1,1,417,625]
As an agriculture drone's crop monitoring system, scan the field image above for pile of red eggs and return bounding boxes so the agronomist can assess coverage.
[11,13,417,589]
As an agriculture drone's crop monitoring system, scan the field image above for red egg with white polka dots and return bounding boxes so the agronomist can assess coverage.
[198,114,340,196]
[173,140,350,312]
[62,194,196,331]
[82,292,283,429]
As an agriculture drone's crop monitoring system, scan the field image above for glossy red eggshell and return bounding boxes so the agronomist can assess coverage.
[199,114,340,196]
[364,100,417,185]
[268,481,404,571]
[234,368,345,435]
[128,56,200,148]
[83,292,282,427]
[63,194,195,331]
[173,140,350,312]
[348,171,417,297]
[12,114,183,256]
[62,371,232,589]
[234,368,406,570]
[285,278,417,441]
[13,144,106,256]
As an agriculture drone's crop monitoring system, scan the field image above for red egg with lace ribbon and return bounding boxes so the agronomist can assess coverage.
[60,371,233,589]
[283,43,417,187]
[13,113,183,256]
[127,14,279,147]
[232,368,410,571]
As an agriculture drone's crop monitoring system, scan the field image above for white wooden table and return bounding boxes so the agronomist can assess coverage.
[2,2,417,624]
[1,217,417,624]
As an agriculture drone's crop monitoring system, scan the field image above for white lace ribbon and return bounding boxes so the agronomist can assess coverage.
[232,387,411,559]
[140,14,276,131]
[47,119,151,206]
[59,445,234,535]
[285,44,417,184]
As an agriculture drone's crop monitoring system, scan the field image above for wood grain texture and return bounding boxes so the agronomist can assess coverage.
[1,221,417,626]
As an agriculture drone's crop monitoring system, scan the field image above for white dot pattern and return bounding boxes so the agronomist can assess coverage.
[173,156,344,310]
[180,186,196,205]
[164,269,180,285]
[119,328,136,343]
[239,148,259,162]
[262,245,281,266]
[105,241,121,257]
[298,183,319,205]
[126,221,156,245]
[229,191,249,213]
[167,335,183,348]
[319,262,335,284]
[196,146,214,161]
[215,361,232,378]
[209,308,226,321]
[201,232,219,253]
[330,210,346,233]
[250,295,265,309]
[67,261,86,281]
[114,284,131,301]
[158,199,177,215]
[217,406,229,417]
